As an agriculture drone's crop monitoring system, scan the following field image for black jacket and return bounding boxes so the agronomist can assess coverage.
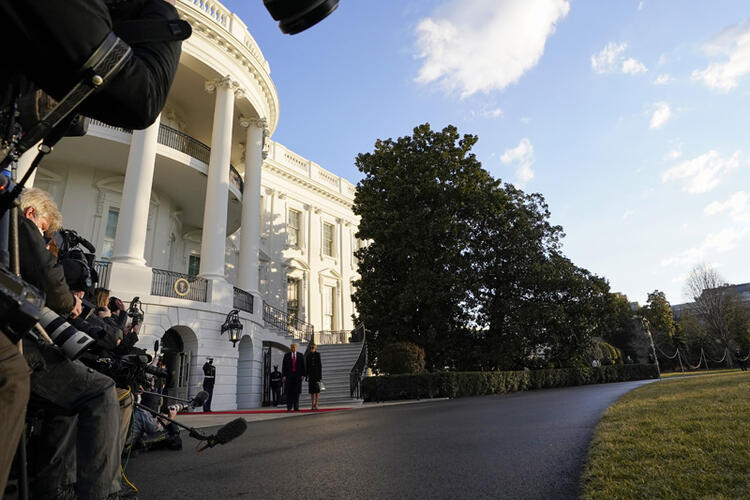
[282,352,306,389]
[0,0,184,130]
[306,351,322,382]
[18,215,75,316]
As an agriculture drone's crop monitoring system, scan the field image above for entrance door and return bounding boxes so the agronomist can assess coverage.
[262,345,271,407]
[176,351,191,401]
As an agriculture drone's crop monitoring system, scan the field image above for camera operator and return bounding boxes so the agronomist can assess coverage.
[17,188,122,500]
[0,0,187,132]
[131,390,182,452]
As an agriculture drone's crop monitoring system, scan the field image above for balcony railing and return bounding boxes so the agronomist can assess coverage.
[315,330,352,345]
[93,260,111,289]
[90,120,243,193]
[151,269,208,302]
[262,301,314,341]
[233,287,254,314]
[158,123,211,163]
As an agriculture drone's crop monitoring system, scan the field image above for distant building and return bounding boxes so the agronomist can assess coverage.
[671,282,750,321]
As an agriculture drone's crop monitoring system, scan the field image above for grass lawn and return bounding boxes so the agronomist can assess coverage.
[661,368,738,379]
[581,371,750,499]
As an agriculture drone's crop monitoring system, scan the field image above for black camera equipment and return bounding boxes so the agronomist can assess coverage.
[128,296,145,324]
[133,401,248,452]
[147,390,210,413]
[56,228,99,293]
[86,351,167,389]
[263,0,340,34]
[0,265,45,344]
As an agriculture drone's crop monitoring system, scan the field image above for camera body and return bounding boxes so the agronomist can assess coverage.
[0,265,45,343]
[127,296,145,324]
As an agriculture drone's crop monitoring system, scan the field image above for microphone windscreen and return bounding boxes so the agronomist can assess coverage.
[216,418,247,444]
[192,391,209,407]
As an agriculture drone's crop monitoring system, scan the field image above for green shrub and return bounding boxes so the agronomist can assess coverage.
[378,342,426,375]
[362,364,660,402]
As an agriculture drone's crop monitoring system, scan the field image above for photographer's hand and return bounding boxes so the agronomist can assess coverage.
[70,295,83,319]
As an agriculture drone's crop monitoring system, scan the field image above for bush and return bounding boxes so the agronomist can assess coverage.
[362,364,660,402]
[377,342,425,375]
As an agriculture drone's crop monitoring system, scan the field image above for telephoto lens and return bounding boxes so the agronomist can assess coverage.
[38,307,96,359]
[168,402,189,413]
[263,0,339,34]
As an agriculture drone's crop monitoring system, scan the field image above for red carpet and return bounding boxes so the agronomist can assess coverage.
[186,408,352,415]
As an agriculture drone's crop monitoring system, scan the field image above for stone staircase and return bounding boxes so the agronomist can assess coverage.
[300,342,365,408]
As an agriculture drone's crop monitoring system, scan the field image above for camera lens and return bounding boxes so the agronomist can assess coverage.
[263,0,339,35]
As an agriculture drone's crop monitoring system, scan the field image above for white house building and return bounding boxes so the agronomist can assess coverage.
[22,0,363,410]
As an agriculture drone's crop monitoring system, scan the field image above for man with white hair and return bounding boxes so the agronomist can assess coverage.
[18,187,122,500]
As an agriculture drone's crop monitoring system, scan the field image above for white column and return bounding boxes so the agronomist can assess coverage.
[16,141,42,187]
[199,77,238,280]
[237,117,266,294]
[111,116,161,265]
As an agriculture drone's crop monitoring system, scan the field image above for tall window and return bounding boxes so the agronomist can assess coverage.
[188,254,200,276]
[101,208,119,259]
[287,277,300,323]
[323,285,335,331]
[287,208,301,247]
[323,222,334,257]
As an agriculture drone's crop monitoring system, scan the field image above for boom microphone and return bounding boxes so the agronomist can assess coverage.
[197,418,247,452]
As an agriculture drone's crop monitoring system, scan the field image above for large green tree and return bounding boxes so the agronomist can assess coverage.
[352,124,493,368]
[353,123,627,371]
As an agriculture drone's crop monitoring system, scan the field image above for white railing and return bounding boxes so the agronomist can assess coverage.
[180,0,268,72]
[267,140,357,200]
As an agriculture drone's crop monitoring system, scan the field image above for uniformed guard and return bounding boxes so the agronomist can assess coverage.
[269,365,282,406]
[202,357,216,412]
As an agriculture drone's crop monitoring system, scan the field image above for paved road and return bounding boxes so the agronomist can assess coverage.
[126,380,655,499]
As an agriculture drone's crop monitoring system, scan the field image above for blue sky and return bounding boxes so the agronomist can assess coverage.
[225,0,750,306]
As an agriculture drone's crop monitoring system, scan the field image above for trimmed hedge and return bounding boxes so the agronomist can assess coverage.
[378,341,426,374]
[362,364,660,402]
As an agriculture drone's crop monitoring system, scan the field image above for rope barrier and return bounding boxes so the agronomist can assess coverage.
[655,344,679,359]
[677,348,703,370]
[703,347,727,364]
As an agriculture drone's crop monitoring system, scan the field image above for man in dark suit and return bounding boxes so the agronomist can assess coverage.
[282,343,306,411]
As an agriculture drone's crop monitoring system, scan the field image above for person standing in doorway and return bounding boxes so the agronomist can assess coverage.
[270,365,282,406]
[202,357,216,412]
[306,343,323,410]
[282,343,306,412]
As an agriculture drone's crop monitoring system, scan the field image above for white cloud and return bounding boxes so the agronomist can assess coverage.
[667,148,682,159]
[468,106,503,119]
[520,117,531,124]
[591,42,647,75]
[622,57,648,74]
[414,0,570,97]
[704,191,750,222]
[654,73,671,85]
[622,209,635,220]
[591,42,628,73]
[649,102,672,129]
[482,107,503,118]
[501,138,535,187]
[661,227,749,267]
[692,19,750,91]
[662,150,741,193]
[638,1,645,11]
